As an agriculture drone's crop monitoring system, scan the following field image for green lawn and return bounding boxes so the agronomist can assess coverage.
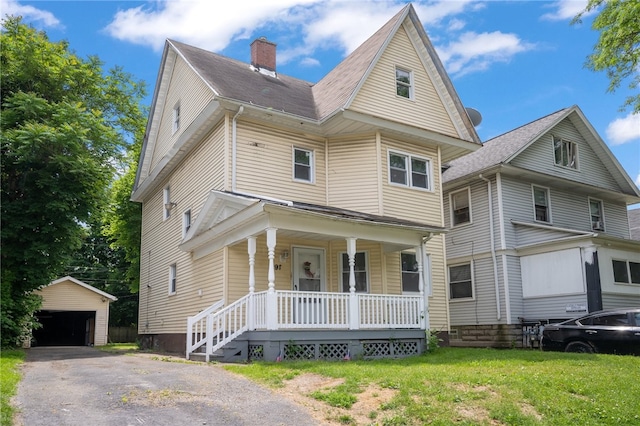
[0,349,24,426]
[225,347,640,425]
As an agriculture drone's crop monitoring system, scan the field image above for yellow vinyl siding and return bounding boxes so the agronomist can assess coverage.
[234,120,326,204]
[327,135,381,214]
[382,136,443,224]
[150,57,215,171]
[350,25,457,137]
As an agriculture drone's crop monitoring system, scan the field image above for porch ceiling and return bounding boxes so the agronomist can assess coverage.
[180,190,445,259]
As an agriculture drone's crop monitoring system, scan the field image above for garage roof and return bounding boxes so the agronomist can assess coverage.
[47,276,117,301]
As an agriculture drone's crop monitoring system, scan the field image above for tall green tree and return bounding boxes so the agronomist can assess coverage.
[574,0,640,113]
[0,17,146,347]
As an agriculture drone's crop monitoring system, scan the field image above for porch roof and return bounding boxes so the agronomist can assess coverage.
[180,191,445,259]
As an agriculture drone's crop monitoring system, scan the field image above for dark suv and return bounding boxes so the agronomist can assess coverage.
[541,308,640,355]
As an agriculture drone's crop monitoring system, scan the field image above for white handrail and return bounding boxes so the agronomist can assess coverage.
[186,300,224,359]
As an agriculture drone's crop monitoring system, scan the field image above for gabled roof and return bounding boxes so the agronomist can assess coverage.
[43,276,117,301]
[442,105,640,202]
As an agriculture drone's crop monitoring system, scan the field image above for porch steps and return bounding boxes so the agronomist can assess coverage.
[189,341,248,363]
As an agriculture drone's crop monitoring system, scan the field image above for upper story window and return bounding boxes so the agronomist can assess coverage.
[168,263,177,295]
[182,209,191,238]
[401,252,419,293]
[172,103,181,134]
[612,259,640,285]
[553,136,577,169]
[532,185,551,223]
[389,151,431,190]
[449,263,473,300]
[340,252,368,293]
[293,147,313,183]
[589,198,605,231]
[451,188,471,226]
[163,186,171,220]
[395,67,413,99]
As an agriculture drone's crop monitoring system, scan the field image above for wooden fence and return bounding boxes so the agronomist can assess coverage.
[108,326,138,343]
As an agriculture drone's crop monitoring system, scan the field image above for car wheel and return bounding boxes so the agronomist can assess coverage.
[565,341,594,353]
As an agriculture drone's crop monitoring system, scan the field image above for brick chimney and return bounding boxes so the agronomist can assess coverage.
[250,37,276,72]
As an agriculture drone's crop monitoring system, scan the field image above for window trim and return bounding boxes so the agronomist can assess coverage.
[339,251,369,293]
[168,263,177,295]
[612,259,640,285]
[172,103,180,134]
[448,262,474,301]
[395,66,413,99]
[532,185,551,224]
[163,186,171,221]
[387,149,432,191]
[292,146,314,183]
[182,209,191,238]
[450,187,472,226]
[553,135,578,170]
[588,197,605,231]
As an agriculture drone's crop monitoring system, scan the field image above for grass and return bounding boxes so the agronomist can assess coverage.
[97,343,139,353]
[225,347,640,425]
[1,349,24,426]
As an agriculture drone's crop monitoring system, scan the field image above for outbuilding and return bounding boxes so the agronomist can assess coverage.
[32,276,117,346]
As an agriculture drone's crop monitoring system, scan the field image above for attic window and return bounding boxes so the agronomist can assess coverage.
[553,136,577,169]
[395,67,413,99]
[172,103,181,134]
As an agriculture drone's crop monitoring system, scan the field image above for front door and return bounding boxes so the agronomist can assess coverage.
[292,247,325,324]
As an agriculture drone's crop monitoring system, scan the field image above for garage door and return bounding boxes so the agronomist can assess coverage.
[33,311,96,346]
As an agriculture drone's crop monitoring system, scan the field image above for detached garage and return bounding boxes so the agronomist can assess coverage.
[32,276,117,346]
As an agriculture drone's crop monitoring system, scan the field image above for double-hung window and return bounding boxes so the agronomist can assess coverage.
[612,260,640,285]
[293,147,313,183]
[532,186,551,223]
[182,209,191,238]
[389,151,431,190]
[163,186,171,220]
[589,198,604,231]
[553,136,577,169]
[168,263,177,295]
[449,263,473,300]
[340,252,368,293]
[395,67,413,99]
[401,252,420,293]
[172,103,180,134]
[451,188,471,225]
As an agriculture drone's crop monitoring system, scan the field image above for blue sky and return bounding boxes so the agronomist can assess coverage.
[3,0,639,195]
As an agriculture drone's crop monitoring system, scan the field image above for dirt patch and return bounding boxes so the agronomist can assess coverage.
[274,373,398,425]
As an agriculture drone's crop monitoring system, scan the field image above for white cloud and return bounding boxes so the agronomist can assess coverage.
[606,113,640,146]
[0,0,60,27]
[437,31,535,77]
[541,0,593,22]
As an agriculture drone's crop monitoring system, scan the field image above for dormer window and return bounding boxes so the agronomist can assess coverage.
[553,136,577,169]
[395,67,413,99]
[589,198,605,231]
[172,103,181,134]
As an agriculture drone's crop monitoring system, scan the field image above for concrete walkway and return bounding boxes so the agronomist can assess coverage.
[14,347,319,426]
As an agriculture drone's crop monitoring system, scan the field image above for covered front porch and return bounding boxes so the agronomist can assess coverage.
[181,191,445,361]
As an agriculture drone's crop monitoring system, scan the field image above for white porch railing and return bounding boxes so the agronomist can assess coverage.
[186,290,425,360]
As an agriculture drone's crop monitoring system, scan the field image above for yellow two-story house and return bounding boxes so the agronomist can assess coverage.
[131,3,481,361]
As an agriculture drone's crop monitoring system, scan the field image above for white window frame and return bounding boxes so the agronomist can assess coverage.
[450,187,471,226]
[168,263,177,295]
[553,135,578,170]
[448,262,474,301]
[292,147,314,183]
[532,185,551,223]
[395,67,413,99]
[388,150,432,191]
[612,259,640,285]
[163,186,171,220]
[172,103,180,134]
[339,251,369,293]
[182,209,191,238]
[589,198,605,231]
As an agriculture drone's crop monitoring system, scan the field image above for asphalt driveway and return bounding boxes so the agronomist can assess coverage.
[14,347,319,426]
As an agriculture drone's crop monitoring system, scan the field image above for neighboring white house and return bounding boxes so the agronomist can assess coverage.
[32,276,117,347]
[442,106,640,348]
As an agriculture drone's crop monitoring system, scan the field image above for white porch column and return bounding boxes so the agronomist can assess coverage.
[266,228,277,330]
[247,237,256,330]
[346,237,359,330]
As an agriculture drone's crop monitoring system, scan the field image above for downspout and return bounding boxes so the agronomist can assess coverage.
[231,106,244,192]
[479,174,501,320]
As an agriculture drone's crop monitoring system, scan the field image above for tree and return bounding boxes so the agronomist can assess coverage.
[574,0,640,113]
[0,17,146,347]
